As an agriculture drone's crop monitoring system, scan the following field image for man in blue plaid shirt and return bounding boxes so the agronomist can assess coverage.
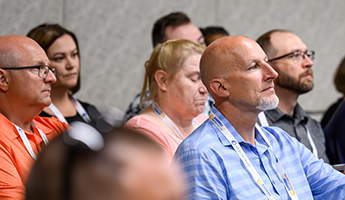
[173,36,345,199]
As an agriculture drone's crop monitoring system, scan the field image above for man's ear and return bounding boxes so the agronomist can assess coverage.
[154,70,168,92]
[0,69,9,92]
[210,78,230,97]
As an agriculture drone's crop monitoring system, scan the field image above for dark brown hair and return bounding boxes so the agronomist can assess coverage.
[151,12,191,48]
[334,56,345,94]
[27,23,81,94]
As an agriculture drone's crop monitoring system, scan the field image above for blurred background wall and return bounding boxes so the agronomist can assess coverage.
[1,0,344,121]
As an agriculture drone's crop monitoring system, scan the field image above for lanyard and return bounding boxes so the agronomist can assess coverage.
[49,96,91,125]
[209,111,298,200]
[152,102,196,140]
[258,112,318,157]
[14,122,49,160]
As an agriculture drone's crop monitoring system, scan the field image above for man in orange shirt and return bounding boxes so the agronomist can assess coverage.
[0,35,69,200]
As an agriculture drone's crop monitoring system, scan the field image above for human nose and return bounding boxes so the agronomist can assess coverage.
[302,54,313,69]
[44,69,57,84]
[263,62,278,81]
[198,81,208,95]
[66,55,78,69]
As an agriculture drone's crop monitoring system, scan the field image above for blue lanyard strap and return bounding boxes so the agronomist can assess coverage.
[152,102,196,139]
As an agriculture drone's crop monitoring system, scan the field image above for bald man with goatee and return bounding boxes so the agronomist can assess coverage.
[174,36,345,199]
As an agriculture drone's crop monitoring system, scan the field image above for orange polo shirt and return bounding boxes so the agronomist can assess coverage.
[0,113,69,200]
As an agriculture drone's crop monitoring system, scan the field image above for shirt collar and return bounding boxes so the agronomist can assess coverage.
[0,113,21,140]
[265,103,308,123]
[0,113,52,140]
[210,106,246,147]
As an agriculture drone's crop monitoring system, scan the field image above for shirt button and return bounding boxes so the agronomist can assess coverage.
[272,180,275,184]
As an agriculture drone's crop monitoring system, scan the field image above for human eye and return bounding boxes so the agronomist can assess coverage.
[71,51,78,58]
[39,66,49,76]
[52,57,64,62]
[248,64,257,70]
[293,51,303,58]
[189,74,200,82]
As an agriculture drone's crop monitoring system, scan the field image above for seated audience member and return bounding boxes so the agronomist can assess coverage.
[27,24,102,128]
[256,30,329,163]
[125,39,208,162]
[321,56,345,128]
[26,123,182,200]
[0,35,69,199]
[200,26,229,46]
[123,12,214,122]
[324,100,345,164]
[174,36,345,199]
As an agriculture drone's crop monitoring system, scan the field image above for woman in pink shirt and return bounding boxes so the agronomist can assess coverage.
[125,39,208,162]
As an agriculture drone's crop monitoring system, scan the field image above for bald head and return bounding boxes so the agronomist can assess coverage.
[0,35,47,68]
[200,36,261,93]
[200,35,278,111]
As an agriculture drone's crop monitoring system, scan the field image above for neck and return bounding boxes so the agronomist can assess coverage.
[155,101,195,138]
[0,106,38,133]
[50,87,71,104]
[275,85,299,115]
[215,101,258,146]
[44,87,76,117]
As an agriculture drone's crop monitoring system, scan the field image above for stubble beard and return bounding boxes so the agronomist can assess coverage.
[256,94,279,111]
[275,69,314,94]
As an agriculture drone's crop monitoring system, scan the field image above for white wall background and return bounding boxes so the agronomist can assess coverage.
[1,0,344,121]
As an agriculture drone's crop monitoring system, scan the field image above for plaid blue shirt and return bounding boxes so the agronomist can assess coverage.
[174,106,345,200]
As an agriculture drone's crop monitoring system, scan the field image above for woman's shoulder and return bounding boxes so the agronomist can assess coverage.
[194,114,208,126]
[76,99,102,118]
[125,115,161,129]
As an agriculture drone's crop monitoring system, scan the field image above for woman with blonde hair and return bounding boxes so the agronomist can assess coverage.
[125,39,208,162]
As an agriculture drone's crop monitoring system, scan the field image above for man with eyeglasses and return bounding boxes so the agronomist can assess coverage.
[174,35,345,200]
[256,30,329,163]
[0,35,69,200]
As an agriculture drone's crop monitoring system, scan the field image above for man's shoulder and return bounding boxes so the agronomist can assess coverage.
[34,116,69,136]
[175,120,226,159]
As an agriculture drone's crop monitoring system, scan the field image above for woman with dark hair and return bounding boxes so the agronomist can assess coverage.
[27,23,101,127]
[322,56,345,164]
[321,56,345,128]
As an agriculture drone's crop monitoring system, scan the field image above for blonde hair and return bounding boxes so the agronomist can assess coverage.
[140,39,205,107]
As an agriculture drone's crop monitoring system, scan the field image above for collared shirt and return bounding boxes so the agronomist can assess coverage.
[259,104,329,163]
[123,88,215,122]
[174,106,345,200]
[0,113,69,200]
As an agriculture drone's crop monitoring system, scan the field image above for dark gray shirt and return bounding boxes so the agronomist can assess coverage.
[258,103,329,163]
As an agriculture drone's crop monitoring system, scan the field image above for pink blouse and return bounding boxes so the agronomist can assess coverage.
[125,114,208,162]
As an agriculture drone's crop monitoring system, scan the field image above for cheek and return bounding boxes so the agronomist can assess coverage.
[50,63,65,75]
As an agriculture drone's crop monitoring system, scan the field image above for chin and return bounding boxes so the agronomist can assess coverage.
[192,107,204,116]
[40,98,52,107]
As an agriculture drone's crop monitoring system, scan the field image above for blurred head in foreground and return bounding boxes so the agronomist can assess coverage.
[26,122,183,200]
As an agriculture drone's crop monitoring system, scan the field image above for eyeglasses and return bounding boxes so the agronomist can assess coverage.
[1,65,57,79]
[268,50,315,63]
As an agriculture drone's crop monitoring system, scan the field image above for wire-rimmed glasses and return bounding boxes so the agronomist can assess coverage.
[1,65,57,79]
[268,50,315,63]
